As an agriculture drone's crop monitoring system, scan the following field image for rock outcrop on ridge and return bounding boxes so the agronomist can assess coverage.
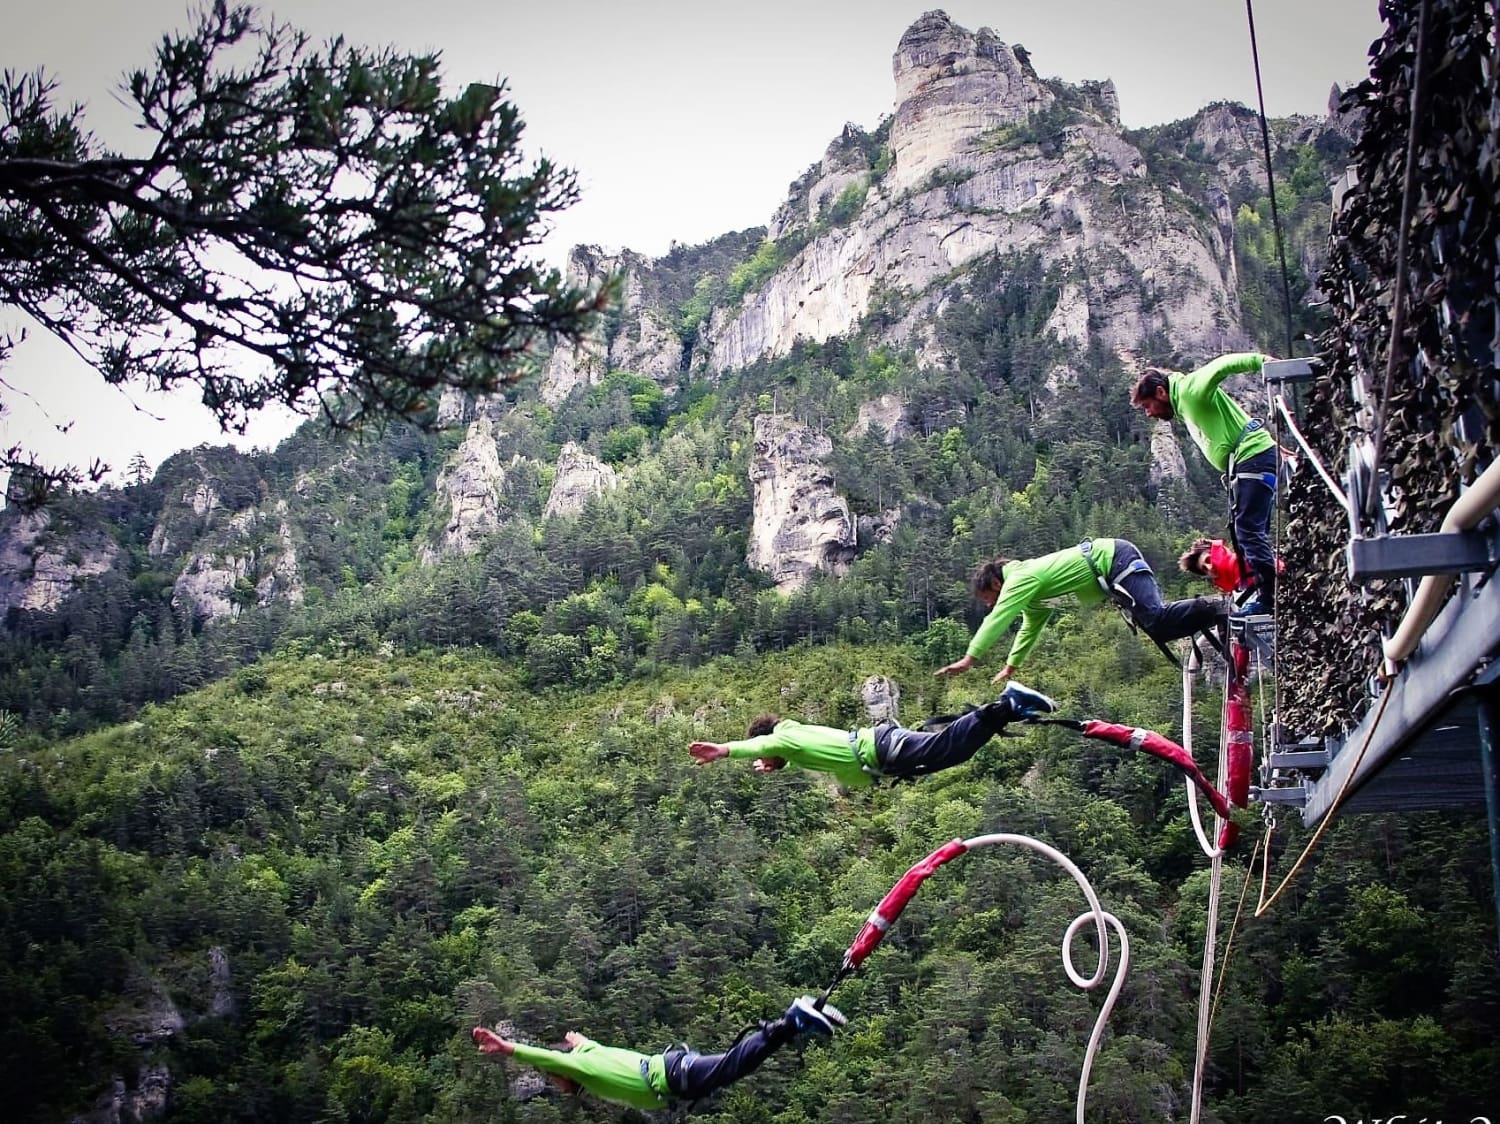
[746,415,855,592]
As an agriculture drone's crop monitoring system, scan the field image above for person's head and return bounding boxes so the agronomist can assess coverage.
[971,559,1009,609]
[747,713,781,737]
[1131,368,1174,419]
[1178,537,1215,577]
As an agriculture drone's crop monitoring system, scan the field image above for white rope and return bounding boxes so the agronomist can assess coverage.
[1183,657,1225,860]
[1187,656,1229,1124]
[1274,394,1351,514]
[961,833,1129,1124]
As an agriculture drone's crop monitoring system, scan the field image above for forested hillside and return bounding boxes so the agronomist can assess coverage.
[5,644,1498,1123]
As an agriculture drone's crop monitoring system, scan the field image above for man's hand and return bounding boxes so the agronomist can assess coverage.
[935,654,975,677]
[991,663,1017,685]
[473,1027,515,1056]
[689,741,730,763]
[752,756,787,774]
[563,1031,587,1049]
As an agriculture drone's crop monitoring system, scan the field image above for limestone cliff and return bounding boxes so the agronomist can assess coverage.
[746,415,855,591]
[693,10,1250,376]
[543,442,618,519]
[886,11,1055,192]
[847,393,914,444]
[861,674,901,723]
[423,415,510,560]
[541,247,683,405]
[172,501,304,623]
[0,507,119,613]
[557,10,1348,395]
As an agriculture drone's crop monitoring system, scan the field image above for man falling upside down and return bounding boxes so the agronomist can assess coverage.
[473,995,845,1109]
[689,682,1057,785]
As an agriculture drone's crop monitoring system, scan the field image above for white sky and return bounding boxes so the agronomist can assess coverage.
[0,0,1383,488]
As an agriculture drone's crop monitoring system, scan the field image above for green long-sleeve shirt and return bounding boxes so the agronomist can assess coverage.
[725,719,878,788]
[510,1037,670,1110]
[1168,353,1274,471]
[966,539,1116,668]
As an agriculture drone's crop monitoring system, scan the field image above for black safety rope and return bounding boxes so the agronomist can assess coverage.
[1244,0,1298,362]
[1365,0,1433,523]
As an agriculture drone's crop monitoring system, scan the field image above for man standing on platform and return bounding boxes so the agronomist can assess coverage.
[1131,352,1280,613]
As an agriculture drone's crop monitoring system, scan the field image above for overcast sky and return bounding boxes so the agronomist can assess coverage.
[1,0,1384,488]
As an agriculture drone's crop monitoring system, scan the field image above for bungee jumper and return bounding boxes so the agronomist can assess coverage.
[688,682,1058,786]
[1131,353,1293,615]
[472,996,845,1110]
[933,539,1227,682]
[1178,537,1243,595]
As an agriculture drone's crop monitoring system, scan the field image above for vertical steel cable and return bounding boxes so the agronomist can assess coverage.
[1244,0,1298,361]
[1366,0,1433,521]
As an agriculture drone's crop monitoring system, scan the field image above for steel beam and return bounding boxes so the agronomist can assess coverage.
[1263,358,1319,384]
[1269,749,1330,770]
[1302,563,1500,825]
[1347,531,1494,582]
[1253,785,1308,806]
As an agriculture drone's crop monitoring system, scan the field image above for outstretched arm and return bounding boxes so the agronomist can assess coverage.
[935,654,975,677]
[990,663,1018,685]
[689,741,730,763]
[1195,352,1265,393]
[473,1027,517,1056]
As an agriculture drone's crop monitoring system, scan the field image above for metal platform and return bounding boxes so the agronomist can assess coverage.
[1300,535,1500,826]
[1229,613,1276,670]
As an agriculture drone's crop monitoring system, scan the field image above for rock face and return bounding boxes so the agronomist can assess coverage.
[541,246,683,405]
[861,674,901,723]
[856,508,902,548]
[769,124,878,239]
[148,480,218,559]
[887,11,1053,191]
[589,8,1359,387]
[423,416,508,560]
[543,442,619,519]
[208,946,235,1018]
[746,415,855,591]
[70,1064,171,1124]
[1148,425,1188,488]
[0,508,119,613]
[171,502,304,623]
[523,13,1349,410]
[847,394,913,444]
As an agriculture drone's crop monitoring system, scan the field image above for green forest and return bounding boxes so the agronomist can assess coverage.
[5,642,1498,1123]
[3,36,1500,1123]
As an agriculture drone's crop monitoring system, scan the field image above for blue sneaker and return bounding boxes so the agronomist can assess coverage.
[1233,595,1270,617]
[786,996,845,1036]
[999,681,1057,720]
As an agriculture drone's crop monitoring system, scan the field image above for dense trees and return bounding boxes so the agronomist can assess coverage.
[2,646,1496,1122]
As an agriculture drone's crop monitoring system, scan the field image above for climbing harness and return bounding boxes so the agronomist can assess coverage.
[814,833,1128,1124]
[1078,539,1186,668]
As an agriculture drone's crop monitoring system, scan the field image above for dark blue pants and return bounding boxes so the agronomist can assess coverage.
[662,1019,793,1100]
[1109,540,1225,643]
[1230,448,1278,606]
[873,700,1015,778]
